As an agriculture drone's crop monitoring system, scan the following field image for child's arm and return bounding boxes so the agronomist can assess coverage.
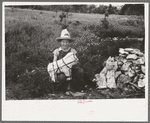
[53,48,59,62]
[53,55,57,62]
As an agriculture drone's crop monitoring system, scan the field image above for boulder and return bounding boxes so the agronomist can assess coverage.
[124,48,134,53]
[132,49,142,55]
[117,74,131,83]
[119,48,124,53]
[133,59,141,65]
[133,75,139,83]
[138,78,145,88]
[126,54,138,60]
[115,71,122,79]
[119,54,127,58]
[117,60,124,67]
[121,61,132,71]
[117,74,131,88]
[139,74,145,79]
[138,57,145,64]
[141,65,145,74]
[128,67,136,77]
[119,48,129,55]
[119,57,127,63]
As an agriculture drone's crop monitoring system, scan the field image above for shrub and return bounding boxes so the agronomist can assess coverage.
[71,31,109,78]
[6,21,55,99]
[6,68,54,100]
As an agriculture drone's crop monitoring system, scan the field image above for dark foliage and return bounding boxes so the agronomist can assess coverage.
[119,4,144,15]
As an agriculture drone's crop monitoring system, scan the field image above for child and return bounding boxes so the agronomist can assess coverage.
[53,29,86,94]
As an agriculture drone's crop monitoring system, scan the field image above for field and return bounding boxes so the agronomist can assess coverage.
[5,7,145,100]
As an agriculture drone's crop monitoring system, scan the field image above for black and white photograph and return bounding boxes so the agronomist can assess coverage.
[2,1,148,121]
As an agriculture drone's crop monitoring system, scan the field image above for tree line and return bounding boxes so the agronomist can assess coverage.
[6,4,144,15]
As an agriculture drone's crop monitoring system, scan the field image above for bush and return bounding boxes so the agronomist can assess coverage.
[6,22,55,99]
[6,69,54,100]
[71,31,109,78]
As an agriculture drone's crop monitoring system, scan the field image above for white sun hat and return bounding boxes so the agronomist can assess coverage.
[56,29,74,42]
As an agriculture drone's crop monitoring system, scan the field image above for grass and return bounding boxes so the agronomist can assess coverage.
[5,7,145,100]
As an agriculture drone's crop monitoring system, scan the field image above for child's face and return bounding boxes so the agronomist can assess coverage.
[60,39,70,49]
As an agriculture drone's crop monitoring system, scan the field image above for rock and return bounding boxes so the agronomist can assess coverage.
[94,47,145,91]
[119,48,129,54]
[138,78,145,87]
[133,59,141,65]
[134,64,141,73]
[121,61,132,71]
[134,64,141,70]
[141,65,145,74]
[124,48,134,53]
[133,57,145,65]
[132,49,143,55]
[117,74,131,84]
[117,60,124,67]
[135,69,141,73]
[120,58,127,63]
[138,57,145,64]
[119,54,127,58]
[115,71,122,79]
[126,54,138,60]
[119,48,124,53]
[137,52,144,57]
[124,71,129,76]
[139,74,144,79]
[133,75,139,83]
[128,68,136,77]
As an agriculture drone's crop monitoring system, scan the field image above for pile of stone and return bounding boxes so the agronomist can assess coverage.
[93,48,145,91]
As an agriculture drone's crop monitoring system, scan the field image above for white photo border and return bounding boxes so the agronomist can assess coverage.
[2,2,149,121]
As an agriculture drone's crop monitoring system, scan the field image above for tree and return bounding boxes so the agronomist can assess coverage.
[96,5,105,14]
[119,4,144,15]
[87,5,96,13]
[63,5,70,17]
[71,5,79,12]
